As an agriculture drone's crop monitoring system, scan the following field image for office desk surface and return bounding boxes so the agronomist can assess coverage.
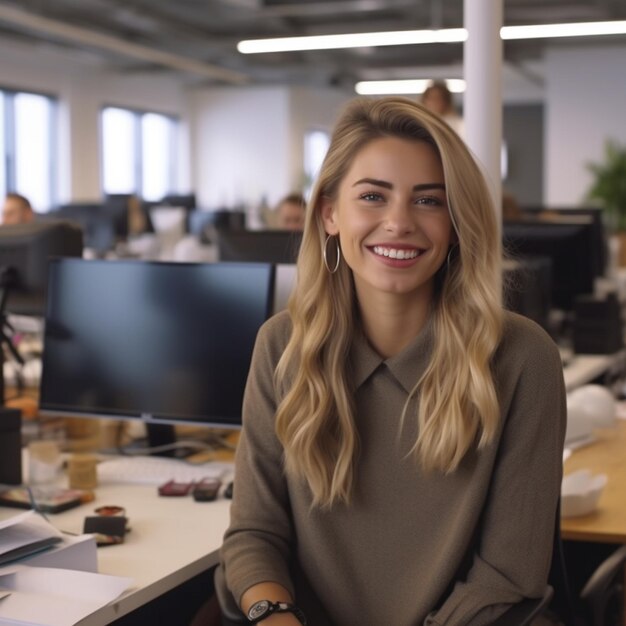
[562,420,626,544]
[2,482,231,626]
[562,351,626,392]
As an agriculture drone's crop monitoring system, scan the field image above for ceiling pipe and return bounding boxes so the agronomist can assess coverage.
[0,4,248,84]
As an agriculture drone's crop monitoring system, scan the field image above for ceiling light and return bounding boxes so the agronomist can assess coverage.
[238,20,626,55]
[237,29,467,54]
[501,20,626,40]
[355,78,465,95]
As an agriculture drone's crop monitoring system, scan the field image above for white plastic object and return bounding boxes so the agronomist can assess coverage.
[561,469,607,518]
[568,384,616,428]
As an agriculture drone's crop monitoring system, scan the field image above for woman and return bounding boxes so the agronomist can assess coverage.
[421,81,465,139]
[215,97,566,625]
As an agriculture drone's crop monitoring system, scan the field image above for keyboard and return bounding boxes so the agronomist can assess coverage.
[97,455,232,485]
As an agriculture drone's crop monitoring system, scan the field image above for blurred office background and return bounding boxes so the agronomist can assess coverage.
[0,0,624,222]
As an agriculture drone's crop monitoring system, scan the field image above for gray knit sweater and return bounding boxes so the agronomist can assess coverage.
[216,310,566,625]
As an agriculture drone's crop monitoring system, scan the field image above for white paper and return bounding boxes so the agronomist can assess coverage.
[0,511,63,563]
[21,534,98,573]
[0,564,133,626]
[0,511,35,532]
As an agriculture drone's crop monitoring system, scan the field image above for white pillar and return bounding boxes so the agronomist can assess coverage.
[463,0,503,217]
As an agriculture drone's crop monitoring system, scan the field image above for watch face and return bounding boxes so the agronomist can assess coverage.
[248,600,271,621]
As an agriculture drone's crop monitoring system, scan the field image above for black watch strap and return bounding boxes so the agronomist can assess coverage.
[247,599,307,624]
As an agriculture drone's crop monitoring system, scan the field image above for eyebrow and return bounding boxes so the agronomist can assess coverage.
[352,178,446,192]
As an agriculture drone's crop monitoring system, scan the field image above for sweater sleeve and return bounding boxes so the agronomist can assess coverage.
[424,322,567,626]
[216,314,296,619]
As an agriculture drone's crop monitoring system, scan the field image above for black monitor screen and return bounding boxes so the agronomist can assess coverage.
[0,220,83,315]
[518,206,607,277]
[503,257,552,330]
[217,229,302,265]
[39,259,275,428]
[54,202,129,254]
[503,217,597,311]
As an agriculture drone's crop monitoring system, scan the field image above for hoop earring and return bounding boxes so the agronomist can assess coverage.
[323,235,341,274]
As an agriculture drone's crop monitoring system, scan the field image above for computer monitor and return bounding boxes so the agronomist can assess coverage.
[189,209,246,244]
[502,216,599,311]
[503,257,552,330]
[161,193,197,210]
[217,229,303,265]
[53,203,123,255]
[518,206,608,278]
[0,220,83,405]
[0,220,83,316]
[102,194,131,240]
[39,259,275,440]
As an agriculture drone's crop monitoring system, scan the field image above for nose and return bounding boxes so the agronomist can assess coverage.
[384,201,416,235]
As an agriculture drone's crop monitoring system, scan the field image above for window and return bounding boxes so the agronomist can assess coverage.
[303,129,330,198]
[0,89,56,211]
[101,106,177,201]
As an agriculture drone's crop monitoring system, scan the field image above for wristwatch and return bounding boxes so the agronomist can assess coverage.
[247,599,307,624]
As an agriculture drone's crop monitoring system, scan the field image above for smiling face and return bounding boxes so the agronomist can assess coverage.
[322,136,455,312]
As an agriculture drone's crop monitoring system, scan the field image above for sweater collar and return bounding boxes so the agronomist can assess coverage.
[350,315,435,393]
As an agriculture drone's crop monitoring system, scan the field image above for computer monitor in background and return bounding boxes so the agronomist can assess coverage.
[102,194,131,240]
[518,206,608,278]
[53,203,125,256]
[0,220,83,403]
[39,259,275,453]
[503,257,552,331]
[161,194,196,210]
[189,209,246,244]
[217,229,303,265]
[0,221,84,317]
[502,216,600,312]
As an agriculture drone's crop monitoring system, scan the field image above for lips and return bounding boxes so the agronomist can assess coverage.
[371,245,423,260]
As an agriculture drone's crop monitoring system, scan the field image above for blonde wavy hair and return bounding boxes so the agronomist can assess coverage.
[275,96,503,507]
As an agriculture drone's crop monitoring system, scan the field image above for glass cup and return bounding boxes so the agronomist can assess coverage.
[28,440,62,485]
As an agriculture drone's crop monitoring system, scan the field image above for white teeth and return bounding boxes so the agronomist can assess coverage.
[372,246,420,260]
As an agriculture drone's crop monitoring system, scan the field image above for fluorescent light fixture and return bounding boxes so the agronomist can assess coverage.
[355,78,465,95]
[237,28,467,54]
[238,20,626,55]
[502,20,626,40]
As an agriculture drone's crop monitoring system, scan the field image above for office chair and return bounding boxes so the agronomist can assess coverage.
[579,544,626,626]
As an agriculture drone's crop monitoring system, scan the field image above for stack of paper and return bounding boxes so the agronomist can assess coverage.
[0,510,133,625]
[0,564,133,626]
[0,511,63,566]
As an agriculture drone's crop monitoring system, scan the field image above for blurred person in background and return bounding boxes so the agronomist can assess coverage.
[2,192,35,225]
[421,80,465,139]
[276,193,306,231]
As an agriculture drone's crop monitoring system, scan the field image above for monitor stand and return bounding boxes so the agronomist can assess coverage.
[146,423,177,457]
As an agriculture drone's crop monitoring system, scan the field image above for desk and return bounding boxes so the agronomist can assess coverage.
[562,351,626,392]
[562,421,626,625]
[1,481,231,626]
[562,420,626,543]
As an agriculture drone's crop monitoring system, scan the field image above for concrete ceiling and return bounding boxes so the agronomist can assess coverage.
[0,0,625,92]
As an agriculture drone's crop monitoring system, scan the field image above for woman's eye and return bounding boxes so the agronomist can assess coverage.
[415,195,444,207]
[359,191,384,202]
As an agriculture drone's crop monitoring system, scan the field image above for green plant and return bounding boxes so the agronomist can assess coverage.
[587,140,626,231]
